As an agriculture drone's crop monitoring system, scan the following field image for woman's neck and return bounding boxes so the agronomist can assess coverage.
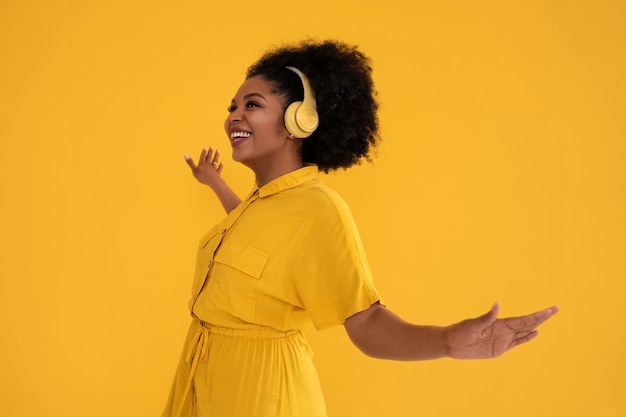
[254,160,304,187]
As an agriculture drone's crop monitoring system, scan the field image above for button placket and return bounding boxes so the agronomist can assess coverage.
[191,188,261,313]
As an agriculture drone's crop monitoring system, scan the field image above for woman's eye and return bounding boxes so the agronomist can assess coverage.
[227,101,260,112]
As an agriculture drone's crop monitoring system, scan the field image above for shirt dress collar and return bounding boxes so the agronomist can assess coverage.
[255,164,319,198]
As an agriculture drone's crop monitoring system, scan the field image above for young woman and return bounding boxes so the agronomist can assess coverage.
[163,39,558,417]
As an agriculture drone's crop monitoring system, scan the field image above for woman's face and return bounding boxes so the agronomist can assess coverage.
[224,75,297,175]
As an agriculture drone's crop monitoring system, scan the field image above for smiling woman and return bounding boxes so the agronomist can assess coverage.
[167,39,558,417]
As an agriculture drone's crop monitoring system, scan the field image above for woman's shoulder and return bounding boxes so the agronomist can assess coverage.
[294,179,345,203]
[287,180,355,221]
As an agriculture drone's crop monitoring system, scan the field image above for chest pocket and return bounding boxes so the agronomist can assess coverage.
[207,239,269,322]
[214,239,269,279]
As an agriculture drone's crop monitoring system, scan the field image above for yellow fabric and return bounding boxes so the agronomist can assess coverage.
[162,165,381,417]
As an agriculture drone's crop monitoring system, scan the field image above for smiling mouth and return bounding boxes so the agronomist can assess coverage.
[230,131,251,145]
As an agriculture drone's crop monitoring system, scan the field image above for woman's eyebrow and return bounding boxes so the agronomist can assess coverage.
[243,92,267,101]
[230,92,268,105]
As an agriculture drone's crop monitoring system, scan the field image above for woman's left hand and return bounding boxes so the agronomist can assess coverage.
[444,303,559,359]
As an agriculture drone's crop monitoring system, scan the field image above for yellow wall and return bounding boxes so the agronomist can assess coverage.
[1,1,624,416]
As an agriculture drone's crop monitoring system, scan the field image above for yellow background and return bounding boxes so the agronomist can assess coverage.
[1,1,624,416]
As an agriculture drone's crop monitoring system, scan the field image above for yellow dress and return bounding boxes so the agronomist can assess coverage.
[162,166,381,417]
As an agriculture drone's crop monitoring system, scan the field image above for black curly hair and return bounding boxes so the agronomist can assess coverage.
[246,39,380,173]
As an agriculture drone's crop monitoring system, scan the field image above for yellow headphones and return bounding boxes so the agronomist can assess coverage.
[284,66,319,138]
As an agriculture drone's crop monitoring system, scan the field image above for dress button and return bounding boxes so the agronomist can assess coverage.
[207,260,212,268]
[221,228,227,235]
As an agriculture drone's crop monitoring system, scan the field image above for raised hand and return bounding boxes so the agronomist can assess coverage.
[444,303,558,359]
[184,146,242,213]
[184,147,225,189]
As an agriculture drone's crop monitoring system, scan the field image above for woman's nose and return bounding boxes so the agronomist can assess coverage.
[227,108,243,124]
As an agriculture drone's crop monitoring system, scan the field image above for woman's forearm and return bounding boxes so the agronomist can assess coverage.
[210,178,242,214]
[344,303,448,361]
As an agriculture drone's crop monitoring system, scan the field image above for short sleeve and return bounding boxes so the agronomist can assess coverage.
[292,188,381,330]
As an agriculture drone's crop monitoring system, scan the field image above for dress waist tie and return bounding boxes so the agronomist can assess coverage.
[174,320,210,417]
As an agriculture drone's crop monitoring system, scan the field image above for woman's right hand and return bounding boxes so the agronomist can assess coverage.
[184,147,225,189]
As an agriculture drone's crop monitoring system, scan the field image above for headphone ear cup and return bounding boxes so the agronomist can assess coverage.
[284,66,319,139]
[284,101,310,138]
[295,103,319,134]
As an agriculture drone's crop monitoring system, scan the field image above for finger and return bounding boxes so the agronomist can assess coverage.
[184,154,197,171]
[506,306,558,332]
[527,306,558,328]
[476,302,499,326]
[489,302,500,320]
[510,329,539,349]
[216,161,224,174]
[208,147,220,165]
[199,147,208,162]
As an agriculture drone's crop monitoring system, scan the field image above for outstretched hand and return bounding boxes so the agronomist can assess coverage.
[444,303,559,359]
[184,147,225,189]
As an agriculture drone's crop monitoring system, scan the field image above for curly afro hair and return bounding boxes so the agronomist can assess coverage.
[246,39,380,173]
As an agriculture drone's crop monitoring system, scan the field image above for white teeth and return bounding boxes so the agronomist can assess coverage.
[230,131,251,139]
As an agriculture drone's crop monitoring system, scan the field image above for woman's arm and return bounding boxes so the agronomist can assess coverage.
[184,147,242,214]
[344,302,558,361]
